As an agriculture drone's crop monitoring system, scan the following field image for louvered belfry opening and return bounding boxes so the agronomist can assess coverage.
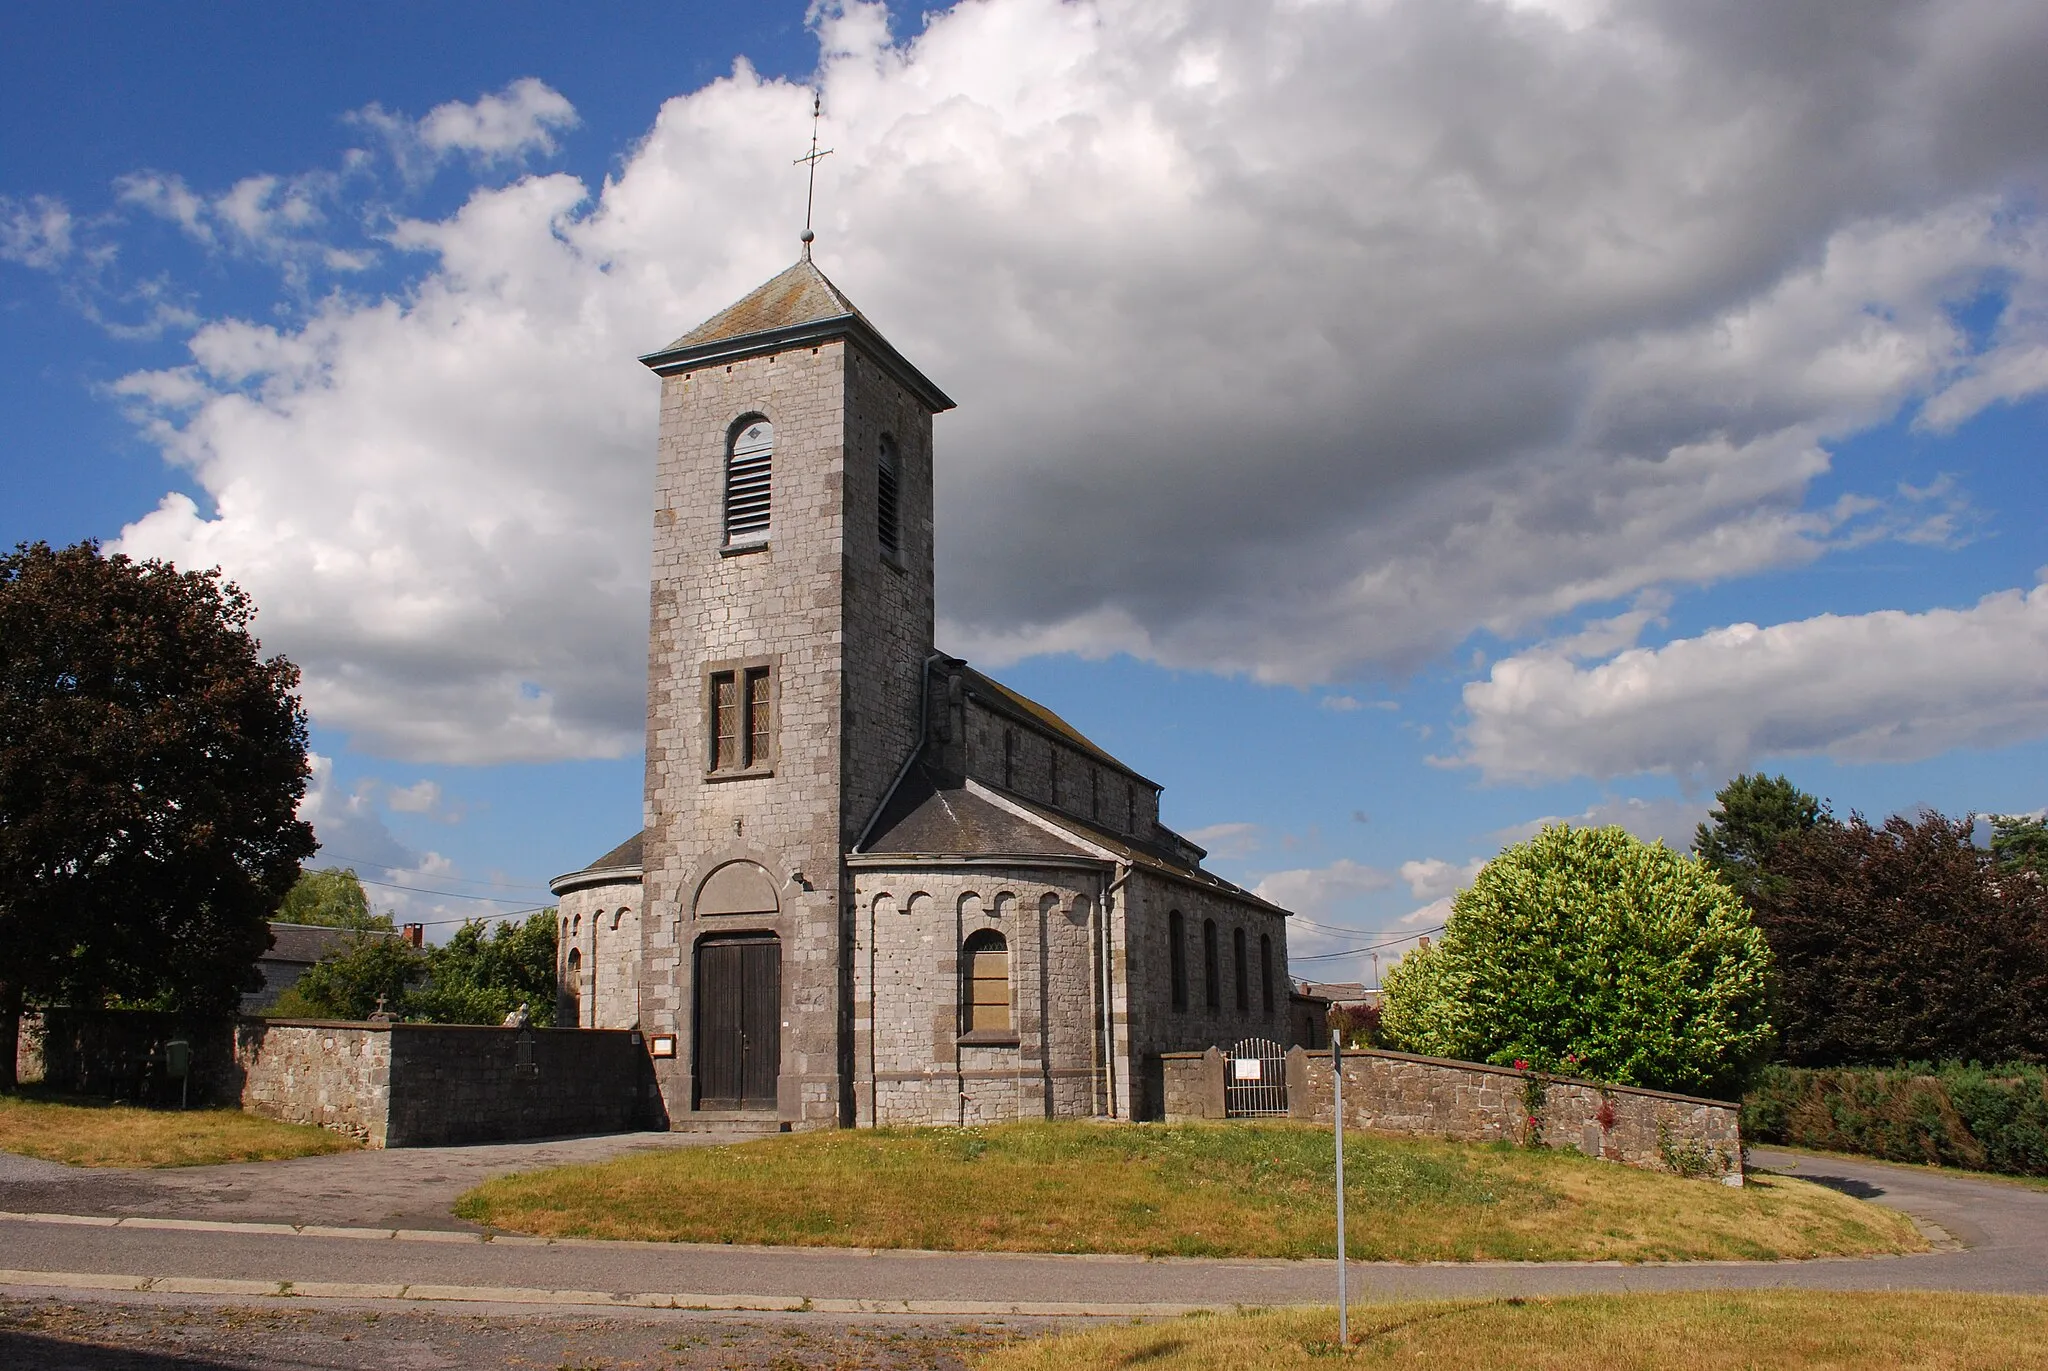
[725,418,773,544]
[877,433,901,557]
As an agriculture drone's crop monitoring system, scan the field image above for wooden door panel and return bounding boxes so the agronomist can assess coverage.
[739,941,781,1109]
[695,936,779,1112]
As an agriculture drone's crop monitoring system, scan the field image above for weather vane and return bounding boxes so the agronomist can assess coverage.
[794,90,833,257]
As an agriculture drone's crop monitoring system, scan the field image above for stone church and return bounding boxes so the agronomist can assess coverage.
[549,243,1294,1129]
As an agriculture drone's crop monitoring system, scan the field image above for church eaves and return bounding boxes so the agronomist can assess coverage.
[639,254,954,413]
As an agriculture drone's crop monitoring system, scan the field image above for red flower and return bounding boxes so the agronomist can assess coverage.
[1513,1059,1530,1071]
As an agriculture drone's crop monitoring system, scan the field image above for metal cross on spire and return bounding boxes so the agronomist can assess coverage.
[794,90,833,258]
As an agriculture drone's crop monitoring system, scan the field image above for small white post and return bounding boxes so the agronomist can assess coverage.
[1334,1030,1347,1347]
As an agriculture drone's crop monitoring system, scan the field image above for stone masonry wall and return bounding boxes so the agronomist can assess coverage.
[30,1009,239,1107]
[960,697,1160,842]
[1160,1045,1743,1180]
[239,1021,659,1147]
[237,1020,393,1145]
[1123,871,1292,1120]
[644,333,937,1129]
[555,878,643,1029]
[384,1025,660,1146]
[849,862,1107,1125]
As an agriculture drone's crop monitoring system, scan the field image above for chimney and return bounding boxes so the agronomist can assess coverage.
[1417,935,1431,950]
[402,923,425,949]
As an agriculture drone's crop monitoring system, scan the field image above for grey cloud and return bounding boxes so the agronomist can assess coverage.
[89,0,2048,761]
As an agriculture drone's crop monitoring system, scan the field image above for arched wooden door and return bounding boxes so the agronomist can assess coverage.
[694,933,781,1111]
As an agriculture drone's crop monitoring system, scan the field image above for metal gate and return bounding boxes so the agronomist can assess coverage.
[1224,1036,1288,1117]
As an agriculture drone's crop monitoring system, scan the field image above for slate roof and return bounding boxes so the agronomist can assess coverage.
[859,766,1093,860]
[549,830,645,895]
[658,256,868,354]
[855,765,1288,918]
[638,252,954,412]
[992,787,1290,916]
[264,922,396,966]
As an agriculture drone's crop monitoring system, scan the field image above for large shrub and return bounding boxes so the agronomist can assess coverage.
[1381,824,1775,1098]
[1744,1065,2048,1177]
[1749,810,2048,1066]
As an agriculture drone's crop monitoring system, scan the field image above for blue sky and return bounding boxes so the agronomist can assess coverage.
[5,1,2046,980]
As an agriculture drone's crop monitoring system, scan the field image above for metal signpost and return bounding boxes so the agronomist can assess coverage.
[1334,1031,1347,1346]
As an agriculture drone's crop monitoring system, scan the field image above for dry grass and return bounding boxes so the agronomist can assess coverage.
[0,1092,356,1168]
[455,1121,1922,1261]
[978,1293,2048,1370]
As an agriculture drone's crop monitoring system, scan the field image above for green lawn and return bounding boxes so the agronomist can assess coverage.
[979,1293,2048,1370]
[0,1091,356,1167]
[455,1120,1922,1262]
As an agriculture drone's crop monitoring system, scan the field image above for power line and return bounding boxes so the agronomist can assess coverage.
[1292,927,1442,961]
[354,876,551,906]
[315,853,552,898]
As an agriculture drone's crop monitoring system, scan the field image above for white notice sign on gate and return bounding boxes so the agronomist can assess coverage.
[1232,1057,1262,1081]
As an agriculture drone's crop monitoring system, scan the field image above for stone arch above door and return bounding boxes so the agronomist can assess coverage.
[695,859,781,917]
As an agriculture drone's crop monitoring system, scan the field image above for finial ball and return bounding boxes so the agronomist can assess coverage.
[801,229,816,244]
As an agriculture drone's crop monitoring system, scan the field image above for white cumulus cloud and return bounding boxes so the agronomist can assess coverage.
[1456,581,2048,783]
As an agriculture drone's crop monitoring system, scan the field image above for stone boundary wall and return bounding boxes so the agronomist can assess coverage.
[1161,1045,1743,1181]
[23,1010,664,1148]
[236,1020,394,1145]
[27,1009,240,1107]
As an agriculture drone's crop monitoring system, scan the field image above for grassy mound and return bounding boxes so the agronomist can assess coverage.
[978,1293,2048,1370]
[0,1092,356,1167]
[455,1120,1921,1261]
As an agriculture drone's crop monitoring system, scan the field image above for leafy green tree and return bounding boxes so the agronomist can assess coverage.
[270,935,422,1020]
[276,866,391,931]
[1693,773,1827,903]
[1381,824,1775,1097]
[410,912,559,1026]
[1991,814,2048,877]
[1750,809,2048,1065]
[0,541,314,1088]
[270,909,558,1026]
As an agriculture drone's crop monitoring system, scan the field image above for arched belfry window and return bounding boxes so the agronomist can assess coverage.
[725,418,773,545]
[963,929,1011,1032]
[877,434,901,559]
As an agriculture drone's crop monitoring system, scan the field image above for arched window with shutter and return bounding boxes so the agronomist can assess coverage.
[877,433,901,559]
[725,417,773,545]
[962,929,1011,1033]
[1260,932,1275,1014]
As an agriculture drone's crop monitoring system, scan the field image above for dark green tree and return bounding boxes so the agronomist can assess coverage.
[0,541,315,1088]
[1380,824,1776,1097]
[276,866,391,931]
[1991,814,2048,877]
[1750,809,2048,1065]
[1693,773,1827,902]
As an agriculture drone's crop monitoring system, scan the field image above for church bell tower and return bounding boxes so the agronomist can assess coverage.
[635,244,954,1128]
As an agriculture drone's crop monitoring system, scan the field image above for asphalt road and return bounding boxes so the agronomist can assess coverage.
[0,1141,2042,1316]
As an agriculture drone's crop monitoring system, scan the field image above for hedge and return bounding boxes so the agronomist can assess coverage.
[1742,1064,2048,1177]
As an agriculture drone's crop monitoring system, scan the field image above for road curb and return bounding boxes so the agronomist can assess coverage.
[0,1267,1222,1318]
